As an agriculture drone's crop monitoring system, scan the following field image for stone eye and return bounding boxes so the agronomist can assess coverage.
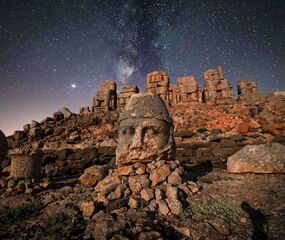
[120,127,134,136]
[144,126,159,135]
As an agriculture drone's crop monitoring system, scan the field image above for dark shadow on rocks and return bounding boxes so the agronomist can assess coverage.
[241,202,268,240]
[183,160,213,181]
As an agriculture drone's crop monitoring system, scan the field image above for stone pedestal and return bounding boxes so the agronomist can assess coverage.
[10,151,43,179]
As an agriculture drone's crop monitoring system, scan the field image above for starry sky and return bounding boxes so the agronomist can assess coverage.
[0,0,284,135]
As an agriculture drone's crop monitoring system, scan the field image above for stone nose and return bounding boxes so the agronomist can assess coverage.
[130,128,143,150]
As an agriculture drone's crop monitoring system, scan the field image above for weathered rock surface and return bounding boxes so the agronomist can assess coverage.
[203,66,234,104]
[10,151,43,179]
[117,85,139,111]
[146,71,170,105]
[227,143,285,173]
[93,80,117,112]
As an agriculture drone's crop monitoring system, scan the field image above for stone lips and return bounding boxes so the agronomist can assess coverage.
[118,93,173,124]
[0,130,8,161]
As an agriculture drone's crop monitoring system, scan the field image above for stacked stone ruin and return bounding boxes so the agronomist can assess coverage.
[87,66,259,113]
[92,80,117,112]
[117,85,139,111]
[146,71,171,105]
[202,65,234,104]
[237,79,258,99]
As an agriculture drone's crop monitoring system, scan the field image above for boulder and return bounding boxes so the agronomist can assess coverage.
[227,143,285,173]
[13,130,25,140]
[58,107,72,119]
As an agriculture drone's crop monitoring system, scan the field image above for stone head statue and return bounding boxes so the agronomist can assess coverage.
[116,93,175,166]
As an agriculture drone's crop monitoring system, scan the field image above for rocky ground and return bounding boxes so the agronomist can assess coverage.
[0,165,284,239]
[0,93,284,239]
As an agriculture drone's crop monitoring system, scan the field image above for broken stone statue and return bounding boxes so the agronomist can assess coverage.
[80,93,199,215]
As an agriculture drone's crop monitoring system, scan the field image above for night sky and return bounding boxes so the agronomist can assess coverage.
[0,0,284,135]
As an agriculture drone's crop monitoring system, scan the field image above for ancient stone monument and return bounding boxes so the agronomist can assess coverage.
[81,93,198,215]
[116,93,175,166]
[146,71,170,105]
[117,85,139,111]
[175,76,202,104]
[203,66,234,104]
[10,151,43,179]
[0,130,8,161]
[237,80,258,97]
[93,80,117,111]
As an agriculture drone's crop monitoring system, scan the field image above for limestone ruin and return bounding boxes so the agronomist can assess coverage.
[237,79,258,97]
[203,65,234,104]
[175,76,202,104]
[146,71,170,105]
[93,80,117,111]
[83,66,259,114]
[117,85,139,111]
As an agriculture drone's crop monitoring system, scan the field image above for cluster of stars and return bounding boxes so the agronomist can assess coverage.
[0,0,284,135]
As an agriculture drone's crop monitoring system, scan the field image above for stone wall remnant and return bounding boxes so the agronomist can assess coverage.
[203,66,234,104]
[146,71,170,105]
[117,85,139,111]
[176,76,202,104]
[93,80,117,111]
[237,80,258,97]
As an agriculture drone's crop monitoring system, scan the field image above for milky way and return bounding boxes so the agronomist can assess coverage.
[0,0,284,135]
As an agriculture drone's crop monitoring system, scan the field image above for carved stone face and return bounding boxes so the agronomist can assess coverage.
[116,93,174,166]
